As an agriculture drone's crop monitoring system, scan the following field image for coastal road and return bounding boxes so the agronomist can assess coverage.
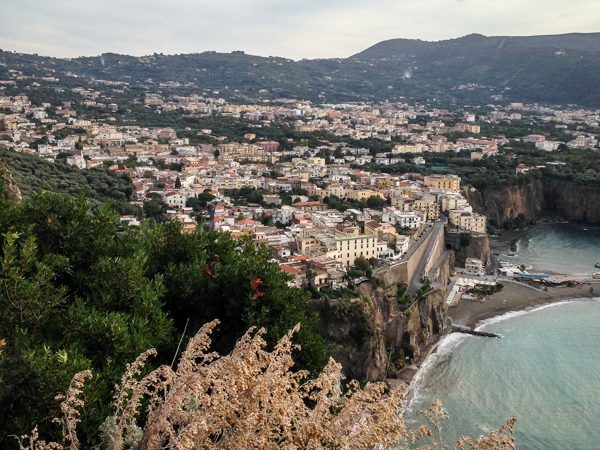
[408,218,446,295]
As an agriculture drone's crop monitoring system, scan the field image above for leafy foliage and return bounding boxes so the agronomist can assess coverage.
[16,322,516,450]
[0,193,329,448]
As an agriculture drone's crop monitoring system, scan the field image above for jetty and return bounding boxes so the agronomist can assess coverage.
[451,325,501,338]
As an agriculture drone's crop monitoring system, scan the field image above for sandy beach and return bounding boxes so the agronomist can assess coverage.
[449,280,600,328]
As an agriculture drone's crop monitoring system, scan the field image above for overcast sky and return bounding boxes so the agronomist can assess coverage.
[1,0,599,59]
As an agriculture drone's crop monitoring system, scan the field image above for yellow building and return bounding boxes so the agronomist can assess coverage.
[218,143,267,162]
[375,177,392,188]
[392,144,421,154]
[325,183,346,199]
[449,211,487,234]
[335,233,378,267]
[423,174,461,193]
[307,156,326,166]
[413,197,439,221]
[347,189,386,202]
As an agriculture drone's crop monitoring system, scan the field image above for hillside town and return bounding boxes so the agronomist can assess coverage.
[0,81,599,292]
[3,9,600,445]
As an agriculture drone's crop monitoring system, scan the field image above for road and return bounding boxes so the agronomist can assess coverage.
[408,218,446,294]
[380,222,435,270]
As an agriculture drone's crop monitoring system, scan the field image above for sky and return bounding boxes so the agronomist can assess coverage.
[1,0,599,60]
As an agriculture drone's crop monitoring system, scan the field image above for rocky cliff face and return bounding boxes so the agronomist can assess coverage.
[465,178,600,228]
[464,180,545,229]
[543,179,600,223]
[312,281,450,382]
[446,231,490,267]
[311,297,387,381]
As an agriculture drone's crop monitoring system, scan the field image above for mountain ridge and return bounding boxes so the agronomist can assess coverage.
[352,32,600,60]
[2,32,600,106]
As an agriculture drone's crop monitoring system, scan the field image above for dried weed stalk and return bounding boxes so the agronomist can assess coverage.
[16,320,517,450]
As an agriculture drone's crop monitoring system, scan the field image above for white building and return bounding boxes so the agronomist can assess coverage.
[276,205,295,226]
[377,242,395,259]
[66,154,86,169]
[395,235,410,255]
[163,191,187,209]
[464,258,485,276]
[382,208,423,229]
[535,140,561,151]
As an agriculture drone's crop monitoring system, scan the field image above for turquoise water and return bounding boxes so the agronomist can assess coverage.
[407,300,600,449]
[495,223,600,275]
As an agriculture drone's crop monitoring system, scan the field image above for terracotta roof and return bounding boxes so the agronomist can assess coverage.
[290,255,309,261]
[279,264,301,275]
[292,201,323,207]
[365,221,382,229]
[236,219,256,225]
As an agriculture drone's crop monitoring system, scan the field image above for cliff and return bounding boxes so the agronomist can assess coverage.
[446,231,490,267]
[464,179,545,229]
[312,282,450,382]
[465,177,600,228]
[311,297,388,381]
[543,178,600,223]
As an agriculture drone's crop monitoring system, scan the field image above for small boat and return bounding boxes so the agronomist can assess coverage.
[595,263,600,269]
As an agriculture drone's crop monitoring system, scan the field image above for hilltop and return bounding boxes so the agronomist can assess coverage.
[1,32,600,106]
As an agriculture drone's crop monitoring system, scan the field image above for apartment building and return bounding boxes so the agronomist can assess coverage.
[334,232,378,267]
[423,174,461,193]
[413,195,439,221]
[450,211,487,234]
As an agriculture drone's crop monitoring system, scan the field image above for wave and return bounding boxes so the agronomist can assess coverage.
[405,333,469,411]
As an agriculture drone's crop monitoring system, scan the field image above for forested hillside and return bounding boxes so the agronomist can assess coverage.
[0,150,134,208]
[2,33,600,106]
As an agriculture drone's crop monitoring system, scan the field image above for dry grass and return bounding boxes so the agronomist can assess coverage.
[16,320,516,449]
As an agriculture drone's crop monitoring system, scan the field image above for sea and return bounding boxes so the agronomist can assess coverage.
[492,222,600,275]
[406,223,600,449]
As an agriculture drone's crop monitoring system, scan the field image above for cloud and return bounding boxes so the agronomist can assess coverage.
[1,0,598,59]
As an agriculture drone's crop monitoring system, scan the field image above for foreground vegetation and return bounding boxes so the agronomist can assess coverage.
[0,183,329,447]
[17,321,516,450]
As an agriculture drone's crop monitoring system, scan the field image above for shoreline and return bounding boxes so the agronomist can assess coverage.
[391,280,599,388]
[449,280,599,328]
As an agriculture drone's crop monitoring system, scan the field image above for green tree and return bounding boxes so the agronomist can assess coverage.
[0,192,331,447]
[246,189,263,204]
[0,194,173,447]
[186,190,215,212]
[143,222,330,374]
[366,195,385,210]
[353,256,372,275]
[261,215,274,226]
